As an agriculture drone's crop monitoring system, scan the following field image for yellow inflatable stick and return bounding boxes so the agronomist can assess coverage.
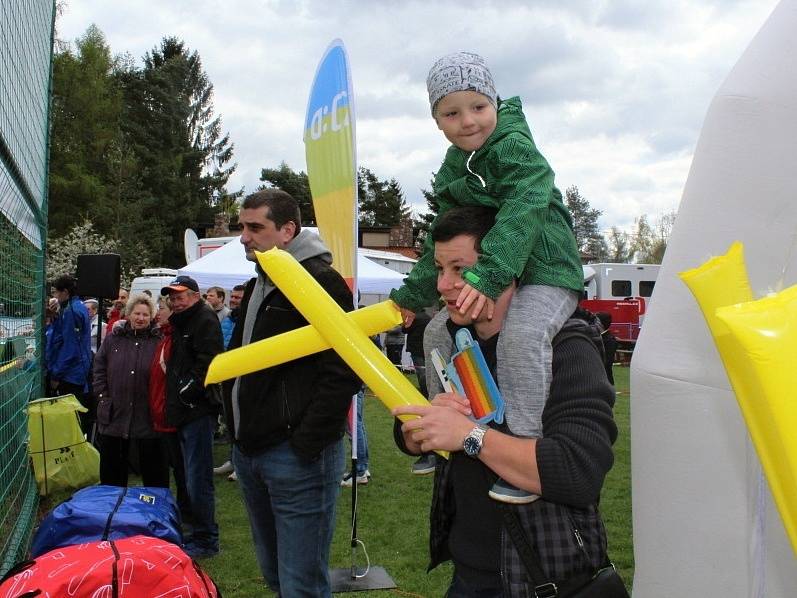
[679,241,754,392]
[205,301,402,385]
[256,248,446,457]
[716,285,797,557]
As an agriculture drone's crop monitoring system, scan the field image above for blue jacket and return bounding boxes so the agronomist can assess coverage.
[45,296,92,386]
[221,311,238,349]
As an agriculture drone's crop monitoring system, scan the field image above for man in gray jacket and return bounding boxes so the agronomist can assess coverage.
[225,189,360,597]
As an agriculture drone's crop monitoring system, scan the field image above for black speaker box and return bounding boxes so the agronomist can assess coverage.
[76,253,121,299]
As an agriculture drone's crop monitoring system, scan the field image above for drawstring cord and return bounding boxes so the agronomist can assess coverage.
[465,151,487,188]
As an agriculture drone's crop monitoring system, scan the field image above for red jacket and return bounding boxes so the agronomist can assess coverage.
[148,322,175,433]
[105,306,124,335]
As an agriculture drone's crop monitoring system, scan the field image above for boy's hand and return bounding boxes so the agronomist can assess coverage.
[455,283,495,320]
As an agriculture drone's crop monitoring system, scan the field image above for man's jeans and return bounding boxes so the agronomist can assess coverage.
[178,414,218,550]
[233,438,344,597]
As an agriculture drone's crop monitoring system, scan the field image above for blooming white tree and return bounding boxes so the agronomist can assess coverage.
[46,219,148,288]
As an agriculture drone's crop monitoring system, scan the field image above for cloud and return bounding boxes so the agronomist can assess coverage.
[58,0,779,238]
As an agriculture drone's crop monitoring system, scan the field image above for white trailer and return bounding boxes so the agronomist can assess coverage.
[582,263,660,301]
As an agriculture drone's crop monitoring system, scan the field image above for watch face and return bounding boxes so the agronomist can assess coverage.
[464,434,481,457]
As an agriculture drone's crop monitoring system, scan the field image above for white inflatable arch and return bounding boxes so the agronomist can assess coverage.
[631,1,797,596]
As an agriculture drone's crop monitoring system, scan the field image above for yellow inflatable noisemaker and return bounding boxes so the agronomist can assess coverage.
[681,241,797,556]
[205,301,402,384]
[213,248,446,457]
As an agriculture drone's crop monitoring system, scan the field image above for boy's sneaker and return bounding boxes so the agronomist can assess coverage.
[227,471,237,481]
[213,461,234,475]
[341,471,369,487]
[488,478,539,504]
[411,454,437,475]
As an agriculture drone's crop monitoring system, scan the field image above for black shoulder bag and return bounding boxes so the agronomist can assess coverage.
[501,506,629,598]
[500,317,628,597]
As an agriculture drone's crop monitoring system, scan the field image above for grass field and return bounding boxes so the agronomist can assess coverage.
[35,367,633,596]
[200,367,634,596]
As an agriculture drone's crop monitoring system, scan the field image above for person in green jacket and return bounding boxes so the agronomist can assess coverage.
[390,52,584,502]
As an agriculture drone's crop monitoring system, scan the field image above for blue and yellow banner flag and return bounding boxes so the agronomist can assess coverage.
[304,39,357,290]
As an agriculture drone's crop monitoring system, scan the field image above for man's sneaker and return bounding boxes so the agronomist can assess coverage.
[341,471,369,487]
[227,471,237,481]
[183,542,219,559]
[411,454,437,475]
[488,478,539,504]
[213,461,234,475]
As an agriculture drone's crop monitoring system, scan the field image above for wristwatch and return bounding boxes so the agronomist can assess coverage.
[463,424,487,458]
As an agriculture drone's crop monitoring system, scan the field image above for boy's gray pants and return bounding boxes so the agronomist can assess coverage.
[498,285,579,438]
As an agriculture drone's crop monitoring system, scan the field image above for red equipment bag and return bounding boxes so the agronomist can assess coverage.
[0,535,221,598]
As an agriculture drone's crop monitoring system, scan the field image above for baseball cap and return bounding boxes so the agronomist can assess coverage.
[161,275,199,295]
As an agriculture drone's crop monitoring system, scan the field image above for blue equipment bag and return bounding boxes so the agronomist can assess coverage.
[30,484,182,557]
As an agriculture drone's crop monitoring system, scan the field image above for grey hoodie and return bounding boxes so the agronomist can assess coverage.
[231,228,333,436]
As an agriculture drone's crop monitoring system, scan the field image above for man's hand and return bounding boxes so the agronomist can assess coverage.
[455,283,495,320]
[393,391,474,454]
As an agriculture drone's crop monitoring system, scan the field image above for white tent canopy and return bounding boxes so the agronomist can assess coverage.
[177,234,406,295]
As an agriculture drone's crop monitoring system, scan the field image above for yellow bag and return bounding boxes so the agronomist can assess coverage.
[27,394,100,496]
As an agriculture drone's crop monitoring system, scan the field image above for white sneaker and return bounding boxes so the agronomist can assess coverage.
[341,472,369,487]
[214,461,234,475]
[227,471,237,481]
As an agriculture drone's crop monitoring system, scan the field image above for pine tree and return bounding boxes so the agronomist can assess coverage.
[413,178,439,249]
[356,168,410,227]
[49,25,124,236]
[564,186,603,259]
[259,162,314,224]
[119,37,236,266]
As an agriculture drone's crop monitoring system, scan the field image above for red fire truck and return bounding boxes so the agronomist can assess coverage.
[580,263,660,350]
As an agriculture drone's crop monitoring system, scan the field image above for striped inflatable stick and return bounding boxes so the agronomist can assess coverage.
[445,329,505,425]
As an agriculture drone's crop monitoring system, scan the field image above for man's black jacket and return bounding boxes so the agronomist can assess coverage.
[224,256,361,461]
[166,299,224,427]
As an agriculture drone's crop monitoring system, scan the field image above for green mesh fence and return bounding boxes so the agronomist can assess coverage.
[0,0,55,574]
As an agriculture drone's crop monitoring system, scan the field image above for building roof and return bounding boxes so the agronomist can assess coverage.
[358,247,417,263]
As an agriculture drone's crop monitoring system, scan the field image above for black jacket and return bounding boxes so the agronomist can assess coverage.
[225,256,361,461]
[394,318,617,595]
[166,300,224,427]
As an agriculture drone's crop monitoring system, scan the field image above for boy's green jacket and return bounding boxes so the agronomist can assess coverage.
[390,97,584,312]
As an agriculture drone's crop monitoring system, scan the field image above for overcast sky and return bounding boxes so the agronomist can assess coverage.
[58,0,778,232]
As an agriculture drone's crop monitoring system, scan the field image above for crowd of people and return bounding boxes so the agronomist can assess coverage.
[41,50,626,597]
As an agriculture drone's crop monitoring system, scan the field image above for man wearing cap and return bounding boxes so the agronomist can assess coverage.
[225,189,360,596]
[161,274,224,559]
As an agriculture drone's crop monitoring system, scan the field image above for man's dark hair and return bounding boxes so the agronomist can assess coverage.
[233,284,245,292]
[241,188,302,236]
[51,274,78,296]
[431,206,498,249]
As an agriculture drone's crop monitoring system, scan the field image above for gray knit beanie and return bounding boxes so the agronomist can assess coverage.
[427,51,497,116]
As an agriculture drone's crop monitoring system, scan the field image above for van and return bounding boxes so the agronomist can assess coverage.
[129,268,179,298]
